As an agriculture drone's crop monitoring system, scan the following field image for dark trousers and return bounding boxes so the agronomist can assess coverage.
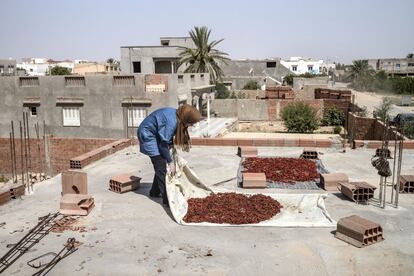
[149,155,168,204]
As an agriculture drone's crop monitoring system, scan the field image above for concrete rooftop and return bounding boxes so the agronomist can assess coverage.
[1,146,414,275]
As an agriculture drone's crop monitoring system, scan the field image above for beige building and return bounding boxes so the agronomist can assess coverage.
[73,62,120,75]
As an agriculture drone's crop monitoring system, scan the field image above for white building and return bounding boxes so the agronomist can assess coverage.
[281,57,324,75]
[17,58,74,76]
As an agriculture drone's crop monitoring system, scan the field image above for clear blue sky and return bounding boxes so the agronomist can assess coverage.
[0,0,413,64]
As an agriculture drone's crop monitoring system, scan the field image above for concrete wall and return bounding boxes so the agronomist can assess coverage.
[347,113,401,141]
[0,74,209,138]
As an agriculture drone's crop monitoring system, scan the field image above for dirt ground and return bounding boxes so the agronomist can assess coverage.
[236,121,337,134]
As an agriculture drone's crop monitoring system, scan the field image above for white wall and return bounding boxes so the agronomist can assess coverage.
[281,57,323,75]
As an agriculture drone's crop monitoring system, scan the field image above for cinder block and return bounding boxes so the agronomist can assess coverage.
[237,146,258,158]
[399,175,414,193]
[0,190,11,205]
[242,172,267,189]
[335,215,383,247]
[338,182,376,202]
[9,184,25,199]
[61,169,88,195]
[301,148,318,160]
[320,173,348,191]
[109,174,141,193]
[60,194,94,216]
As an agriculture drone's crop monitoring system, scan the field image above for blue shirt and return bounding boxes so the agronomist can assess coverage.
[137,107,177,163]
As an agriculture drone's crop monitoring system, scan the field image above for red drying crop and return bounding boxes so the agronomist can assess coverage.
[183,193,282,224]
[242,157,319,183]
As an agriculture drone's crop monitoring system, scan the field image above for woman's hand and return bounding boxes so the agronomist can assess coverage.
[168,162,176,175]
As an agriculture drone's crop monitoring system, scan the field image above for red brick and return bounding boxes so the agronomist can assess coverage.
[237,146,258,157]
[61,169,88,195]
[237,138,254,146]
[60,194,94,216]
[299,139,317,147]
[315,139,332,148]
[284,138,299,147]
[242,172,267,189]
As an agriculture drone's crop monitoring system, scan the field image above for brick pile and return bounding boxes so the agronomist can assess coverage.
[183,193,283,224]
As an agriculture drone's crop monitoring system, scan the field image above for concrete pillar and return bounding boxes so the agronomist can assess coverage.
[195,96,200,136]
[171,61,174,73]
[207,94,210,137]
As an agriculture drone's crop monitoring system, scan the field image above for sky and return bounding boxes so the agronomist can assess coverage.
[0,0,413,64]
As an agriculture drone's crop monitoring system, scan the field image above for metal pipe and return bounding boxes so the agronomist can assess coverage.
[43,120,47,177]
[19,121,24,188]
[390,132,397,204]
[35,122,42,178]
[395,127,404,208]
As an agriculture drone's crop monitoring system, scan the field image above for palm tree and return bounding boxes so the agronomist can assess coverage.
[347,60,374,81]
[178,26,230,83]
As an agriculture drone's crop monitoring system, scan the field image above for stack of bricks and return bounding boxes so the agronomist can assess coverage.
[70,139,131,169]
[315,88,352,101]
[300,148,318,160]
[0,189,11,205]
[237,146,258,158]
[338,181,376,203]
[399,175,414,193]
[335,215,384,247]
[320,173,349,191]
[266,86,295,99]
[190,138,333,148]
[242,172,267,189]
[109,174,141,193]
[60,169,94,216]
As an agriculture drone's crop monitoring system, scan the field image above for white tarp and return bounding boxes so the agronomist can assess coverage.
[166,152,336,227]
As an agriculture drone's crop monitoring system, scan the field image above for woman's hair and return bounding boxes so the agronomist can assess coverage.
[174,104,201,151]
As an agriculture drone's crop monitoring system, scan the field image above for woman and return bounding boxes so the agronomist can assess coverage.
[137,104,201,206]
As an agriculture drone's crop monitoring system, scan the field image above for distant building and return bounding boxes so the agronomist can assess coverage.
[281,57,325,75]
[0,59,17,76]
[120,37,195,74]
[17,58,74,76]
[368,58,414,76]
[73,62,120,75]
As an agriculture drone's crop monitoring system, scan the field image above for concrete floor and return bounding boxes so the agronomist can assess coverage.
[1,146,414,275]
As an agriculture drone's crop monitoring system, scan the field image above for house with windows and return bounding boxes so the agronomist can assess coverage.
[368,58,414,77]
[120,37,194,74]
[17,58,74,76]
[0,73,213,139]
[280,57,324,75]
[0,59,17,76]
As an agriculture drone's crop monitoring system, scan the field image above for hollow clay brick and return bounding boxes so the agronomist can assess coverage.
[335,215,383,247]
[61,169,88,195]
[320,173,348,191]
[242,172,266,189]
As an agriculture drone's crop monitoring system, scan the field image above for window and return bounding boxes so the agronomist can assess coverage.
[396,63,401,69]
[30,106,37,117]
[292,65,297,72]
[8,65,14,74]
[63,107,80,127]
[20,77,39,87]
[161,40,169,46]
[308,65,313,71]
[65,76,85,87]
[200,74,205,81]
[178,75,184,83]
[266,62,276,68]
[408,63,414,67]
[127,107,147,127]
[0,65,3,73]
[190,74,195,82]
[113,76,135,87]
[133,62,141,73]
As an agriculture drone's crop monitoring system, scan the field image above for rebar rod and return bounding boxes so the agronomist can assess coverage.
[43,120,46,177]
[395,126,404,208]
[26,112,32,190]
[35,122,42,177]
[11,121,17,183]
[9,132,14,183]
[19,121,24,188]
[390,132,397,204]
[23,112,30,192]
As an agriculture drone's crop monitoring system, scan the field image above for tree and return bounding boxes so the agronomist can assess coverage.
[178,26,230,83]
[215,83,230,99]
[282,101,318,133]
[50,66,71,75]
[242,80,260,90]
[322,107,345,126]
[407,53,414,59]
[107,58,114,64]
[347,60,374,81]
[283,74,294,86]
[373,97,393,122]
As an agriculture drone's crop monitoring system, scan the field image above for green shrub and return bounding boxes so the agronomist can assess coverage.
[322,107,345,126]
[282,101,318,133]
[373,97,393,122]
[243,80,260,90]
[403,123,414,139]
[215,83,230,99]
[334,125,342,134]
